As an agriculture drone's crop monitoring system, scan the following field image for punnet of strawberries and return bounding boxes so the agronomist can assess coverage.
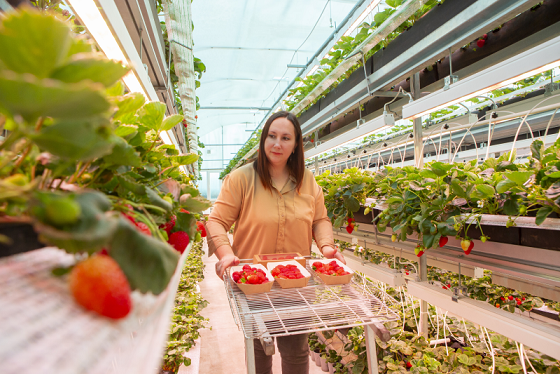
[312,261,350,276]
[270,264,305,279]
[232,265,271,284]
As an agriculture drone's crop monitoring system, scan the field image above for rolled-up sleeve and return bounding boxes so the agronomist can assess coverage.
[311,181,335,251]
[206,172,244,256]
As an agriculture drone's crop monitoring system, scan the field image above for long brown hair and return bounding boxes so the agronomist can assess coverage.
[254,111,305,192]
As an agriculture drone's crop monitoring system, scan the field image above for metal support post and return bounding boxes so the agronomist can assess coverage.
[245,337,256,374]
[315,156,319,174]
[365,324,380,374]
[418,254,429,337]
[410,73,424,168]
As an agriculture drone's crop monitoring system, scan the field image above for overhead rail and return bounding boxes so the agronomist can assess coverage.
[298,0,542,137]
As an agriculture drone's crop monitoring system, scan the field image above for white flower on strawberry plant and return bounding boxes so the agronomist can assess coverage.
[477,200,485,208]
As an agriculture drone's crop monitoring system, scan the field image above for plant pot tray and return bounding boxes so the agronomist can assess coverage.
[0,246,189,374]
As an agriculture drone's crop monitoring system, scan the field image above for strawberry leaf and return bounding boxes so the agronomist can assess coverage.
[109,217,179,294]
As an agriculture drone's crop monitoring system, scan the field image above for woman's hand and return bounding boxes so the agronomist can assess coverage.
[215,253,240,279]
[321,246,346,264]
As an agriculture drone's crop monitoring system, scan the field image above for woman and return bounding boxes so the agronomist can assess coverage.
[206,111,344,374]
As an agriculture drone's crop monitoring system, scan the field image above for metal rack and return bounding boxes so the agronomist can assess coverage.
[223,260,398,374]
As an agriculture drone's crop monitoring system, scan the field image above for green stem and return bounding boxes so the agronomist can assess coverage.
[153,177,171,188]
[106,195,168,214]
[13,143,32,171]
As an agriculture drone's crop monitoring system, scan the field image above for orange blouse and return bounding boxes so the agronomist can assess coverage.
[206,163,334,260]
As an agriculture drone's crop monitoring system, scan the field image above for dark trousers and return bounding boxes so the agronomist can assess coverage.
[253,333,309,374]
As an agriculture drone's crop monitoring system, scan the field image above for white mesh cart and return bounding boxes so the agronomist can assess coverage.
[224,260,399,374]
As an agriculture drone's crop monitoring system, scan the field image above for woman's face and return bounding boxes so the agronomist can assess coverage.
[264,117,297,168]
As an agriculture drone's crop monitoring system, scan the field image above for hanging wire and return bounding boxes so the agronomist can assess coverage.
[509,93,560,161]
[461,318,475,347]
[408,295,420,336]
[542,108,558,146]
[433,306,440,347]
[515,342,528,374]
[522,345,539,374]
[483,327,496,374]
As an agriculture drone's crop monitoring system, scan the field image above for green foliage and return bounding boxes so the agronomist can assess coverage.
[162,241,209,372]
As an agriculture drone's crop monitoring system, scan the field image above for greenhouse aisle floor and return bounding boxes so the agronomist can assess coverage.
[197,236,325,374]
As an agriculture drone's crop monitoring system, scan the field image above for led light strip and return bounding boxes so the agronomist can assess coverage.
[66,0,177,147]
[403,34,560,120]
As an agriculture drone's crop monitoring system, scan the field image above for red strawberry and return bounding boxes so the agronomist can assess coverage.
[508,295,513,301]
[346,225,354,234]
[122,212,136,225]
[477,39,486,48]
[483,33,488,39]
[522,297,526,301]
[439,236,448,247]
[195,115,198,119]
[500,296,505,301]
[417,250,424,257]
[517,300,522,305]
[168,231,190,254]
[310,139,314,143]
[180,208,190,214]
[69,255,132,319]
[196,221,207,237]
[99,248,109,256]
[159,215,176,235]
[136,222,151,236]
[461,239,474,255]
[406,362,412,369]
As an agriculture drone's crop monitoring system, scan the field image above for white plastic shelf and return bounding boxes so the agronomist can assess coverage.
[0,246,189,374]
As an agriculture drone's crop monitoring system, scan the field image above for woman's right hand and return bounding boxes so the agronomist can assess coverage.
[215,253,240,279]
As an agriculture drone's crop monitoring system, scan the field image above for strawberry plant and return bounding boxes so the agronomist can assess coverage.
[0,9,212,316]
[162,240,209,373]
[317,139,560,256]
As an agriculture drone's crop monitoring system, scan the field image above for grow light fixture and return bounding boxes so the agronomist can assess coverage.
[66,0,148,99]
[66,0,182,149]
[304,115,389,159]
[402,35,560,120]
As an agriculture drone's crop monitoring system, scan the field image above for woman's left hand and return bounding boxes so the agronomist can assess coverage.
[321,246,346,264]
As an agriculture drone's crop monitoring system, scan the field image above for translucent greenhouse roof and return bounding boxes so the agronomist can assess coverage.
[192,0,365,170]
